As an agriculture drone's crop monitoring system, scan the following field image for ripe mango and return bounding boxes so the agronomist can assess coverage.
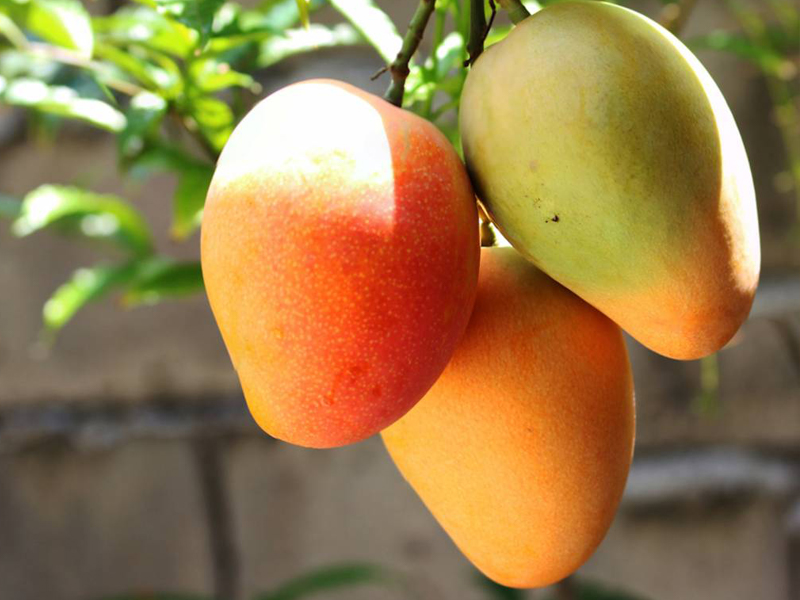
[382,247,635,588]
[201,79,480,448]
[460,1,760,360]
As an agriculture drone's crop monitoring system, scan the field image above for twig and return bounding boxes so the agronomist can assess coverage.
[497,0,530,25]
[485,0,498,41]
[384,0,436,107]
[467,0,487,66]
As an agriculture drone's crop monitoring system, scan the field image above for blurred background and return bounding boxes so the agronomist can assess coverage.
[0,0,798,599]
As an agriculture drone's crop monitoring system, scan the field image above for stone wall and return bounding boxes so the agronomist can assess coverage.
[0,1,798,599]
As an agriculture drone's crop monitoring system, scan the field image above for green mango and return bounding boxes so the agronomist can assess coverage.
[460,0,760,360]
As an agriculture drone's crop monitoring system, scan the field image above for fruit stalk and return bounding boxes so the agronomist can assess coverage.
[467,0,487,65]
[384,0,436,107]
[497,0,530,25]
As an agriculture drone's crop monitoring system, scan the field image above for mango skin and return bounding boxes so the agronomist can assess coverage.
[460,1,760,360]
[201,79,480,448]
[382,247,635,588]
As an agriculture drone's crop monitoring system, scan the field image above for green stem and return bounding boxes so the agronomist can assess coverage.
[420,6,446,119]
[467,0,486,65]
[384,0,436,107]
[497,0,530,25]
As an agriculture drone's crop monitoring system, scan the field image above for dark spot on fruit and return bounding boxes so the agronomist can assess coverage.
[552,214,560,222]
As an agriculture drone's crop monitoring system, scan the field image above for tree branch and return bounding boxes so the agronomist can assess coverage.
[384,0,436,107]
[467,0,487,66]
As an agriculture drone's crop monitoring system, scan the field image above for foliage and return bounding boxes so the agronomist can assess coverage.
[0,0,796,340]
[96,562,411,600]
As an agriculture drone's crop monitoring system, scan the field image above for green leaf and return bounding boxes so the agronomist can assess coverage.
[92,6,196,59]
[689,31,786,76]
[256,563,408,600]
[473,572,525,600]
[258,23,361,68]
[328,0,401,63]
[43,262,137,332]
[184,93,234,152]
[295,0,309,28]
[171,160,213,239]
[119,91,167,159]
[94,595,214,600]
[143,0,225,46]
[123,257,203,306]
[131,145,214,239]
[0,11,28,48]
[542,580,651,600]
[1,0,93,56]
[94,43,179,92]
[12,185,153,255]
[189,56,256,93]
[1,78,126,131]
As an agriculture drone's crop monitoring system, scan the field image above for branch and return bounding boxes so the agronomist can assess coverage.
[384,0,436,107]
[497,0,530,25]
[467,0,487,66]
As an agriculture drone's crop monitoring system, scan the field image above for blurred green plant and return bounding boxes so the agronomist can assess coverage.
[96,562,411,599]
[1,0,794,337]
[476,571,650,600]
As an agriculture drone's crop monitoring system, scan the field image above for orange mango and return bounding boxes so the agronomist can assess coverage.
[382,247,635,587]
[201,79,480,448]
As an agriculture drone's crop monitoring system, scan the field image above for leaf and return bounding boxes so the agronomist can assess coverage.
[1,78,126,131]
[258,23,361,68]
[92,6,196,59]
[94,43,179,93]
[189,56,256,93]
[261,0,325,31]
[0,11,28,49]
[119,91,167,159]
[689,31,786,76]
[473,572,525,600]
[542,580,651,600]
[94,595,214,600]
[328,0,401,63]
[433,31,465,79]
[171,160,213,239]
[295,0,309,29]
[143,0,225,46]
[123,257,203,306]
[1,0,93,57]
[130,145,214,239]
[43,262,138,333]
[12,185,154,255]
[256,563,408,600]
[184,93,234,152]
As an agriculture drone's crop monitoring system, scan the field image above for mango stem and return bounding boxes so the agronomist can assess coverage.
[384,0,436,107]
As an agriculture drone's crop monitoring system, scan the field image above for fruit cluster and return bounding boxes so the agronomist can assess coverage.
[201,1,760,589]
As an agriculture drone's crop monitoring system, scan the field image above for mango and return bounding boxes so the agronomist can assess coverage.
[382,247,635,588]
[460,1,760,360]
[201,79,480,448]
